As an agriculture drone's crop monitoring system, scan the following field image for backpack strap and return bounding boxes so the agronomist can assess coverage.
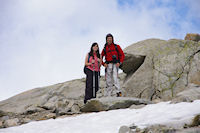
[88,54,90,63]
[103,44,107,55]
[115,44,120,63]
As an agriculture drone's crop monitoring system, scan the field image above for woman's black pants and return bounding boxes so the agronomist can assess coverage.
[84,68,99,104]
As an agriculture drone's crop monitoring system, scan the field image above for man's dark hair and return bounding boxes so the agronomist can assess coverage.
[106,33,114,44]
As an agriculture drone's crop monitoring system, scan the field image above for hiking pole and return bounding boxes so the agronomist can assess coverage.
[93,62,95,98]
[97,61,100,94]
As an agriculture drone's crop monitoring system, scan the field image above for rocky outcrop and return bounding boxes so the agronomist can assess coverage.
[80,97,151,112]
[135,125,200,133]
[0,78,88,128]
[0,78,88,113]
[121,39,200,101]
[119,123,200,133]
[0,78,87,114]
[0,73,126,128]
[185,33,200,42]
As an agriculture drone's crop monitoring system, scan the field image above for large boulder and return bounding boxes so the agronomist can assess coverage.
[121,38,200,101]
[80,97,151,112]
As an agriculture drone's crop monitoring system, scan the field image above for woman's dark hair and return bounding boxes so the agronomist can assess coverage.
[89,42,100,58]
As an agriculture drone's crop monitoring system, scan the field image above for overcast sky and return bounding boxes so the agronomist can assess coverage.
[0,0,200,101]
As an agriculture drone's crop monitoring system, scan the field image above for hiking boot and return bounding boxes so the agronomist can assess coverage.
[117,92,122,97]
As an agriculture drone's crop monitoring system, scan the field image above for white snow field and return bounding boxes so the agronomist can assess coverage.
[0,100,200,133]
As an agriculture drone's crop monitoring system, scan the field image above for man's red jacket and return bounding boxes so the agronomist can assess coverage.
[101,43,125,65]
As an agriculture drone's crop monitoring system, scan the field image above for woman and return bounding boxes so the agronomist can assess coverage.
[84,42,101,104]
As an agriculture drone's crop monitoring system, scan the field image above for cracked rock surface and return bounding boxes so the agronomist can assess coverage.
[121,39,200,101]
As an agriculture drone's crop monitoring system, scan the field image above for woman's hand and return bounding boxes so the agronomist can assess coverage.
[91,59,95,64]
[87,62,92,66]
[116,63,120,67]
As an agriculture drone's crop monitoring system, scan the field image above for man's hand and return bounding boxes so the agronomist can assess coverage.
[104,63,108,68]
[116,63,120,67]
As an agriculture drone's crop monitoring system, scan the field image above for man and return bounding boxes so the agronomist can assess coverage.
[101,33,125,97]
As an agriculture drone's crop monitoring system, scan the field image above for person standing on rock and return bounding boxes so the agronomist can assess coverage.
[101,33,125,97]
[84,42,101,104]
